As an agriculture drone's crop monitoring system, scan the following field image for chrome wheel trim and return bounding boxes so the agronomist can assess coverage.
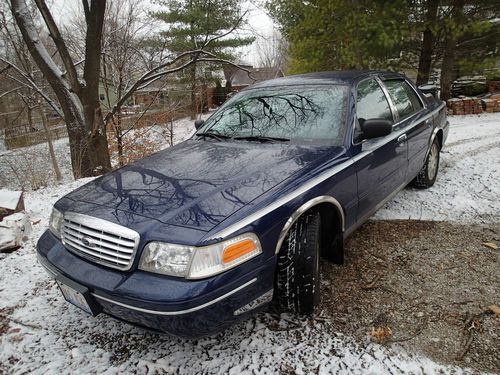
[427,143,439,180]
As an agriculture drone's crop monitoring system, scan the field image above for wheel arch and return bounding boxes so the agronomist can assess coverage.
[435,129,444,150]
[275,196,345,264]
[430,127,444,151]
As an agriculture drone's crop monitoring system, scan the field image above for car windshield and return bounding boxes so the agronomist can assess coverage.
[197,85,348,144]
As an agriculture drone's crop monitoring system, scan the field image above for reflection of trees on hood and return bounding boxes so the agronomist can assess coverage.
[102,166,226,228]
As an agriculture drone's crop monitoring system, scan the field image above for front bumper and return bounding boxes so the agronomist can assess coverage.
[37,230,275,338]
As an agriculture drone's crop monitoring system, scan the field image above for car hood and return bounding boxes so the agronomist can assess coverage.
[63,139,343,232]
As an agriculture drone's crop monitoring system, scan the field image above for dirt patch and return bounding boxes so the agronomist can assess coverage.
[320,220,500,373]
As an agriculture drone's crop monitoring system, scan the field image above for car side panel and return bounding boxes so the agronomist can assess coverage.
[400,110,433,179]
[352,134,407,223]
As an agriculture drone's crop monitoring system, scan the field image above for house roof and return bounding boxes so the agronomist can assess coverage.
[135,77,182,93]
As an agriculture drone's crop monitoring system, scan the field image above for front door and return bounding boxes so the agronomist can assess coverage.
[353,77,408,222]
[381,78,431,179]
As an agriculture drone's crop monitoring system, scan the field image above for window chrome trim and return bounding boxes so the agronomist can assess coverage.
[378,77,427,123]
[91,277,257,316]
[374,76,400,123]
[352,75,397,146]
[206,101,446,242]
[353,76,430,147]
[403,78,426,109]
[274,195,344,254]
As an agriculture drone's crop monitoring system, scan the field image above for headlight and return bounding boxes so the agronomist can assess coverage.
[138,242,194,277]
[139,233,262,279]
[49,208,63,238]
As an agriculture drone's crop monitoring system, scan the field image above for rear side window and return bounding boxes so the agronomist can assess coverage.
[384,80,423,119]
[356,79,393,123]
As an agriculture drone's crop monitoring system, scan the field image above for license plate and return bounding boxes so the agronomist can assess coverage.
[57,281,96,316]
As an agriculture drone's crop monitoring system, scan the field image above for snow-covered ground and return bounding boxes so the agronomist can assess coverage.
[0,113,499,374]
[376,113,500,224]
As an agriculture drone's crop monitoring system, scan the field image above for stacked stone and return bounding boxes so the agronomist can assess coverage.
[481,99,497,113]
[447,97,486,115]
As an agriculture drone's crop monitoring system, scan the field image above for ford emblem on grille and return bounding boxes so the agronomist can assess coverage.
[81,236,94,247]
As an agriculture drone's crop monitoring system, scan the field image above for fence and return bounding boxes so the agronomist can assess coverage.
[3,124,67,149]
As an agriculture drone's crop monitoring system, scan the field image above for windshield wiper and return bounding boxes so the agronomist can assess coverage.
[195,132,232,141]
[233,135,290,143]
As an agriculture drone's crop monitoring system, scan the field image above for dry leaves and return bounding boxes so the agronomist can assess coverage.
[370,326,393,344]
[487,305,500,316]
[481,242,498,250]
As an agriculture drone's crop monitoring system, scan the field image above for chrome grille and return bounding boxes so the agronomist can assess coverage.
[61,212,140,271]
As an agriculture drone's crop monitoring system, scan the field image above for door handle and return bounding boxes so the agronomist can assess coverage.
[397,134,407,143]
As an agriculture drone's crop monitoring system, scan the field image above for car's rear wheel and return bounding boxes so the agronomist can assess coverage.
[412,138,440,189]
[274,211,321,314]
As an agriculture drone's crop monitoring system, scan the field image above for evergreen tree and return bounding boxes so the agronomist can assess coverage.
[437,0,498,99]
[267,0,412,73]
[150,0,254,117]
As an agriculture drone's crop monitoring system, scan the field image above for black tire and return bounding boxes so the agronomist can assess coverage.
[412,138,440,189]
[275,211,321,314]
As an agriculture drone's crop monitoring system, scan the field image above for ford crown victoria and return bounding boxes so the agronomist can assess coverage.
[37,71,449,337]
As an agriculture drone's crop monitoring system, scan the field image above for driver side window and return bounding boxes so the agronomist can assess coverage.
[355,78,393,142]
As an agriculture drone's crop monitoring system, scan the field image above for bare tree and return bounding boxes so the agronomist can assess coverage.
[9,0,111,178]
[255,30,288,70]
[8,0,250,179]
[0,3,62,182]
[38,97,62,181]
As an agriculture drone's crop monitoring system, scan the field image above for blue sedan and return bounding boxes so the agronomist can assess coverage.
[37,70,449,337]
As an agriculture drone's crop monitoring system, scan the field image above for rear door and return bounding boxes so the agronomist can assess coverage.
[380,78,429,180]
[353,77,408,222]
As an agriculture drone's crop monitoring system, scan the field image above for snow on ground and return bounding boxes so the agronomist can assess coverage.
[0,113,499,374]
[375,113,500,224]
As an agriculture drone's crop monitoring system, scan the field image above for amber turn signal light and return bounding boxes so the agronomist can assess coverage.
[223,239,258,264]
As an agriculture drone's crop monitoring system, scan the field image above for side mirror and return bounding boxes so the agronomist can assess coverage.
[194,119,205,129]
[361,119,392,140]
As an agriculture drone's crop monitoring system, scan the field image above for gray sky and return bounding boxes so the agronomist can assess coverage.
[50,0,275,66]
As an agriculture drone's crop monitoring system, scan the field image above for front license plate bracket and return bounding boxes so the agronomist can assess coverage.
[56,274,101,316]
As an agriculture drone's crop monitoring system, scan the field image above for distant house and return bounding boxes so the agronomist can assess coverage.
[132,80,170,107]
[223,65,285,92]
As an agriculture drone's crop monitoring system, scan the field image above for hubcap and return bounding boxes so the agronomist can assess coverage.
[427,143,439,180]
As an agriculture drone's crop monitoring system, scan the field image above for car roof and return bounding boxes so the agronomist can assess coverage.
[245,70,405,90]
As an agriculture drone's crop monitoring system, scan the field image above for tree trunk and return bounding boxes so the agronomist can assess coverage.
[170,118,174,146]
[416,0,439,86]
[11,0,111,179]
[112,115,124,167]
[38,100,62,182]
[26,105,33,133]
[440,38,456,101]
[190,64,197,119]
[79,94,111,175]
[439,0,464,101]
[80,0,111,175]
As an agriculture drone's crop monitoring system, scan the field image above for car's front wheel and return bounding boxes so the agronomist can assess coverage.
[274,211,321,314]
[413,138,440,189]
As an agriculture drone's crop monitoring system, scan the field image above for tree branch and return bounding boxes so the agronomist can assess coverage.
[0,57,64,117]
[103,50,252,123]
[33,0,80,94]
[0,85,24,100]
[201,11,248,50]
